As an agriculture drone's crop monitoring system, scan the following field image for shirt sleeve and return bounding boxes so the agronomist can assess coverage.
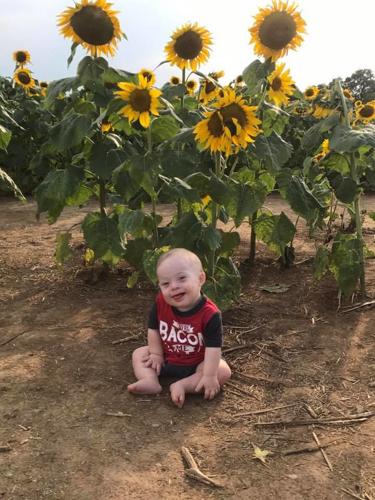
[202,312,223,347]
[147,302,158,330]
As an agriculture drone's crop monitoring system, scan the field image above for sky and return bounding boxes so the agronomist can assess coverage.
[1,0,374,91]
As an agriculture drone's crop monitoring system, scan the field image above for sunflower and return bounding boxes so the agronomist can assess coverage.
[343,88,354,100]
[101,120,112,133]
[170,76,180,85]
[115,74,161,128]
[209,70,225,81]
[13,50,31,67]
[355,100,375,123]
[57,0,123,57]
[267,63,294,107]
[194,87,261,156]
[249,0,306,60]
[13,68,35,89]
[165,22,212,71]
[312,104,334,119]
[304,86,319,101]
[314,138,330,162]
[235,75,245,86]
[199,79,219,104]
[139,68,156,86]
[186,79,198,95]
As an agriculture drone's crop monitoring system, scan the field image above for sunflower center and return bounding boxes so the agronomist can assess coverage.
[16,51,27,63]
[207,111,224,138]
[271,76,282,91]
[305,88,314,97]
[142,71,152,82]
[221,103,247,133]
[205,81,216,93]
[70,5,114,46]
[18,72,31,85]
[174,30,203,60]
[187,81,195,89]
[259,11,297,50]
[129,89,151,112]
[360,105,374,118]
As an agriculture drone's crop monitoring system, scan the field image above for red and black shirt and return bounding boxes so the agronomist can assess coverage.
[148,293,223,366]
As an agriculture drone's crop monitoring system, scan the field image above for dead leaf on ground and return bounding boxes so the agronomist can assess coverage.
[259,283,290,294]
[252,444,272,465]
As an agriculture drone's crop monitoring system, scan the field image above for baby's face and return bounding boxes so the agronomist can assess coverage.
[157,255,205,311]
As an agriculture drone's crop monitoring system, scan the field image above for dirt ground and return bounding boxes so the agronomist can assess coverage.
[1,194,375,500]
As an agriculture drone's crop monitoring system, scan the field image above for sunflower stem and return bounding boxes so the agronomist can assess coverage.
[147,126,159,248]
[99,180,106,216]
[208,153,220,279]
[181,68,186,110]
[336,79,366,296]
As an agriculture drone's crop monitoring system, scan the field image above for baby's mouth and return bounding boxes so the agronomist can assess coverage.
[172,292,185,301]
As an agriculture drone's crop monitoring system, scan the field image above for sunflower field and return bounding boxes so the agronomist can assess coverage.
[1,0,375,308]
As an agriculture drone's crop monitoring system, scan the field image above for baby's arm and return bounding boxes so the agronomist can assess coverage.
[195,347,221,399]
[144,328,164,375]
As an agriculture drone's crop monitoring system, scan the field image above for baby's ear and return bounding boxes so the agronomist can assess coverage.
[199,271,206,285]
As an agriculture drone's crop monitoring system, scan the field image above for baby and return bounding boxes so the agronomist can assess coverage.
[127,248,231,407]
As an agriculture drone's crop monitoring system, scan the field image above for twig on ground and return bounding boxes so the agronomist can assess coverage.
[105,411,132,417]
[0,446,11,453]
[222,345,252,355]
[341,487,368,500]
[112,333,143,345]
[282,440,340,456]
[255,411,375,428]
[0,330,30,347]
[233,403,300,418]
[304,403,319,419]
[181,447,223,488]
[312,431,333,471]
[233,371,284,387]
[341,300,375,313]
[225,381,258,399]
[235,324,265,340]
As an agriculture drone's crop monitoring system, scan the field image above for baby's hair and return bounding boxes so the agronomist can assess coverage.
[156,248,203,272]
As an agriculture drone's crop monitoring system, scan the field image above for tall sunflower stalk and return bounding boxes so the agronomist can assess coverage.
[336,79,366,295]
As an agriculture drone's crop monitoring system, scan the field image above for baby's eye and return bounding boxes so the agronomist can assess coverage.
[178,276,186,281]
[161,282,169,287]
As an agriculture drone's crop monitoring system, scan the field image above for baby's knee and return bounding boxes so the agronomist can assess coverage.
[132,345,149,362]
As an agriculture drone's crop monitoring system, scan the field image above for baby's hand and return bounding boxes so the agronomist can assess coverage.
[195,375,220,400]
[145,352,164,375]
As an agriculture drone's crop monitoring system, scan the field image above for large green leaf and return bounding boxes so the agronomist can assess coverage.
[262,108,289,137]
[302,113,340,153]
[89,141,127,180]
[330,124,375,153]
[0,124,12,150]
[203,257,241,311]
[0,167,25,200]
[77,56,109,87]
[329,233,362,296]
[254,211,295,256]
[281,176,325,223]
[218,230,240,257]
[82,212,124,265]
[254,132,293,173]
[151,115,180,143]
[35,166,84,223]
[321,152,350,175]
[226,181,268,226]
[49,113,93,151]
[334,177,358,204]
[44,77,79,108]
[242,59,274,95]
[128,154,161,197]
[143,246,170,285]
[118,208,155,238]
[313,246,330,280]
[124,238,153,269]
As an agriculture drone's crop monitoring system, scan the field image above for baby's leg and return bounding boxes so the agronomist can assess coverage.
[127,346,162,394]
[170,359,231,408]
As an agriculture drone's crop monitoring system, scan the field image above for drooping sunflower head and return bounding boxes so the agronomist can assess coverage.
[304,86,319,101]
[170,76,180,85]
[355,100,375,123]
[101,119,112,133]
[186,79,198,95]
[209,70,225,81]
[57,0,123,57]
[194,88,261,156]
[199,78,219,104]
[165,22,213,71]
[267,62,294,107]
[139,68,156,87]
[313,138,330,163]
[115,73,162,129]
[13,50,31,67]
[235,75,245,86]
[13,68,35,89]
[249,0,306,60]
[343,88,354,101]
[312,103,335,120]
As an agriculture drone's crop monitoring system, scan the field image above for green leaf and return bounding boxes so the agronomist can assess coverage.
[329,233,362,296]
[35,167,84,223]
[202,226,222,251]
[218,231,240,257]
[124,238,153,269]
[302,113,340,153]
[0,167,25,200]
[334,177,358,204]
[0,124,12,150]
[242,59,274,95]
[118,208,155,238]
[89,141,127,180]
[281,176,325,223]
[55,232,73,265]
[127,271,140,288]
[203,257,241,311]
[227,181,268,226]
[254,132,293,173]
[313,246,330,280]
[151,115,180,143]
[321,152,350,175]
[128,154,161,197]
[330,124,375,153]
[44,77,79,108]
[262,108,289,137]
[82,212,124,265]
[49,113,92,151]
[77,56,109,87]
[254,211,295,257]
[143,247,171,285]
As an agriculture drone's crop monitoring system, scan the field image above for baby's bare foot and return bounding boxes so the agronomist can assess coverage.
[127,379,162,395]
[170,381,186,408]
